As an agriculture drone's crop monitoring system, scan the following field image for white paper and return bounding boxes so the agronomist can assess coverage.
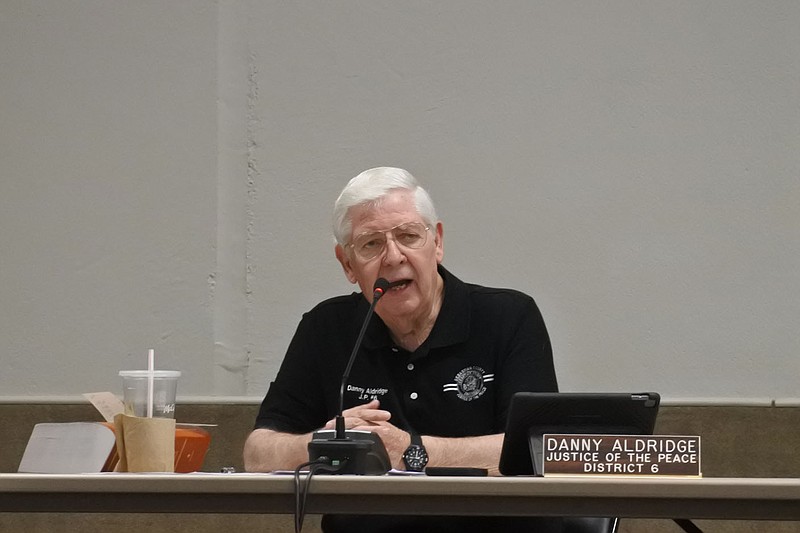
[18,422,116,474]
[83,391,125,422]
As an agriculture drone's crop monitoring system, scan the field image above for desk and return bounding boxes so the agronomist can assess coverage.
[1,474,799,521]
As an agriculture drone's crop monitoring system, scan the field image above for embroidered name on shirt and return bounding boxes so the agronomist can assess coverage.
[443,366,494,401]
[347,384,389,401]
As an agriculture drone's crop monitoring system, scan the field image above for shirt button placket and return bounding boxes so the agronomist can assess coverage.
[404,354,417,401]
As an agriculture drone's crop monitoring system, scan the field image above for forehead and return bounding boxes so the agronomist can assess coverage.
[348,189,423,234]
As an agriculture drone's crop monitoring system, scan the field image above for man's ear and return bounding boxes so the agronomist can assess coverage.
[335,244,358,284]
[434,221,444,264]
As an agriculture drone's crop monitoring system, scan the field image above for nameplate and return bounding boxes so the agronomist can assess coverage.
[542,434,702,477]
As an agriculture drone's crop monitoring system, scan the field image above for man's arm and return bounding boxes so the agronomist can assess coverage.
[334,400,505,474]
[246,400,507,474]
[245,400,393,472]
[254,401,500,473]
[424,434,505,475]
[243,428,313,472]
[364,423,505,474]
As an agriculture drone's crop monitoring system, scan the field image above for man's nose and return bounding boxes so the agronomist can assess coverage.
[381,234,406,264]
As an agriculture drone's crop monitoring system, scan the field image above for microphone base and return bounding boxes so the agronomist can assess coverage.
[308,430,391,475]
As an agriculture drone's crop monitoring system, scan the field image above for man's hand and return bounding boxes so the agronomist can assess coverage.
[323,399,391,429]
[320,400,505,473]
[324,399,410,470]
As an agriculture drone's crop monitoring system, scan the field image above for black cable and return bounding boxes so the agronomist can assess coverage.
[293,457,344,533]
[673,519,705,533]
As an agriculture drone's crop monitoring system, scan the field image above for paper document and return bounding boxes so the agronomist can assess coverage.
[83,392,125,422]
[18,422,116,474]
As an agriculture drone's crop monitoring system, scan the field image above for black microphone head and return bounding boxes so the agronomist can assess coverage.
[373,277,390,299]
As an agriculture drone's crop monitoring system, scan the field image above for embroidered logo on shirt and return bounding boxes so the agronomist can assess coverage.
[443,366,494,401]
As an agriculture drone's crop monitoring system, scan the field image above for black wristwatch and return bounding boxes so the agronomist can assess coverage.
[402,433,429,472]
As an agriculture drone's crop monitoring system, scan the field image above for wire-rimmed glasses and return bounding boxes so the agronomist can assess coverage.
[347,222,431,261]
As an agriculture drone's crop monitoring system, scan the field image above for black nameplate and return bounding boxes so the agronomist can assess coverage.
[543,434,702,477]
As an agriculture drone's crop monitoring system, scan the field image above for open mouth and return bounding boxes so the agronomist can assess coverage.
[388,279,411,291]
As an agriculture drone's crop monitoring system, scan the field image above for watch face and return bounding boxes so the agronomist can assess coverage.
[403,444,429,471]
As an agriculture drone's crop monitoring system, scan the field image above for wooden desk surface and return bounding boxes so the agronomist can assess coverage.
[2,473,800,520]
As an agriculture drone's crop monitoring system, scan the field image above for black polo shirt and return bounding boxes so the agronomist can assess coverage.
[256,265,558,437]
[255,266,562,532]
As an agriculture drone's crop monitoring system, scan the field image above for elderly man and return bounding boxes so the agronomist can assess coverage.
[244,167,561,532]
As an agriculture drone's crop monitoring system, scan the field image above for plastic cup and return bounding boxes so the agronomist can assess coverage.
[119,370,181,418]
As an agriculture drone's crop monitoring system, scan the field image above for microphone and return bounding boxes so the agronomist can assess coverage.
[336,276,389,435]
[307,277,393,475]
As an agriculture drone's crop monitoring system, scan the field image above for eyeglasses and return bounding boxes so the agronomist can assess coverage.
[347,222,431,261]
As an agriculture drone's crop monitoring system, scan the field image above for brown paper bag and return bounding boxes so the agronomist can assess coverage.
[113,414,176,472]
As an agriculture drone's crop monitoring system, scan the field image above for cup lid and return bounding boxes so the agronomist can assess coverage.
[119,370,181,378]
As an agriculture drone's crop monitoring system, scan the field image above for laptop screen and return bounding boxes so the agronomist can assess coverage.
[499,392,660,476]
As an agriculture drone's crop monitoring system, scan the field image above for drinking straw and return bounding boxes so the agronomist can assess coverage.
[147,348,155,418]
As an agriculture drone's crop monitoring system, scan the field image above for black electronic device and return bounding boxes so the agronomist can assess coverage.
[425,466,488,477]
[307,278,397,475]
[499,392,660,476]
[309,429,391,475]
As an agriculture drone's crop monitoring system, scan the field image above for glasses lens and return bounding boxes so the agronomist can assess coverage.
[391,223,428,248]
[353,232,387,260]
[351,223,429,260]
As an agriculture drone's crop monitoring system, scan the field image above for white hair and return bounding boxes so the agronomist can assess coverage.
[332,167,438,245]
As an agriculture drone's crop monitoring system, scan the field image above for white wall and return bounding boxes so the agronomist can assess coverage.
[0,1,219,397]
[1,1,798,405]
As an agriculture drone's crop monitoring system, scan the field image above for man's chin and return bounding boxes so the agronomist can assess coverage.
[377,298,419,320]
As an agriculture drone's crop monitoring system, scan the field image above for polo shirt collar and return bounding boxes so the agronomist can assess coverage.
[362,265,471,355]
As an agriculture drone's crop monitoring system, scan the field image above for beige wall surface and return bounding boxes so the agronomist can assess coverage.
[0,1,219,397]
[2,2,798,410]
